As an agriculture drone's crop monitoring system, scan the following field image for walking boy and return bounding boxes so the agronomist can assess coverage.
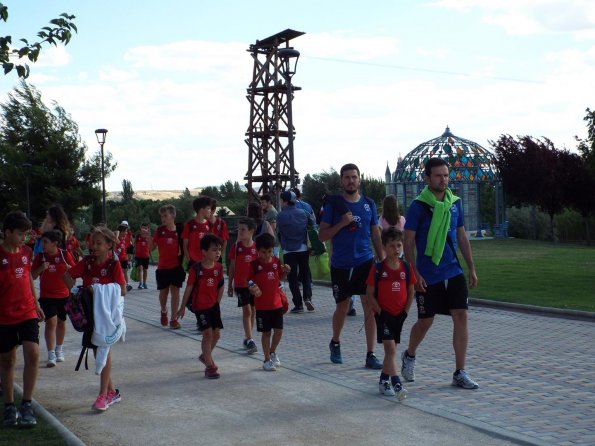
[227,218,259,354]
[150,205,186,329]
[401,157,479,389]
[247,233,290,371]
[134,223,151,289]
[1,211,44,426]
[182,196,212,269]
[208,199,229,263]
[366,227,415,399]
[178,234,225,379]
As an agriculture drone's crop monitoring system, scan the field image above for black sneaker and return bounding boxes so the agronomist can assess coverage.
[304,300,315,312]
[3,405,19,427]
[19,402,36,427]
[289,306,304,314]
[347,308,357,316]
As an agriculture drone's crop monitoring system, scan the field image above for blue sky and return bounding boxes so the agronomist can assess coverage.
[1,0,594,191]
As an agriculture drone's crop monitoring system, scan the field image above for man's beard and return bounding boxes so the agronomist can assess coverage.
[344,188,357,195]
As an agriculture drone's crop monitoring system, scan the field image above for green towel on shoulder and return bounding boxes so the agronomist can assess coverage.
[416,186,460,265]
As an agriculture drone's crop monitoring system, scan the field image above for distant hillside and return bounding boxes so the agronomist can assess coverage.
[107,188,203,201]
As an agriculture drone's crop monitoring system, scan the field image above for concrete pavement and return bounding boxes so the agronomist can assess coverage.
[14,266,595,445]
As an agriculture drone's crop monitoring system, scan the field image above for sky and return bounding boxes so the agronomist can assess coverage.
[1,0,595,192]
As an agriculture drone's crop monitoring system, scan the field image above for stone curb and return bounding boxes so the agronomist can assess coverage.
[14,383,86,446]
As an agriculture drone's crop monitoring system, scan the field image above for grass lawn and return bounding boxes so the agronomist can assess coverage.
[0,395,66,446]
[467,238,595,312]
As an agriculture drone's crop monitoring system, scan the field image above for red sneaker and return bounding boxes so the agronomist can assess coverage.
[160,312,168,327]
[198,354,217,370]
[205,365,220,379]
[170,320,181,329]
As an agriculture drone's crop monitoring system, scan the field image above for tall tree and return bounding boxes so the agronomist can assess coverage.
[122,179,134,202]
[0,81,116,220]
[493,135,565,241]
[1,3,77,78]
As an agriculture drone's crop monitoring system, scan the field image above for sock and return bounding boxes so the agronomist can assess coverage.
[367,351,375,357]
[330,339,340,345]
[405,350,415,359]
[379,372,389,382]
[55,345,63,352]
[5,402,15,408]
[391,375,401,387]
[48,349,54,355]
[454,369,463,375]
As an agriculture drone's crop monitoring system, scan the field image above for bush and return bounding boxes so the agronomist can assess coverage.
[506,206,552,241]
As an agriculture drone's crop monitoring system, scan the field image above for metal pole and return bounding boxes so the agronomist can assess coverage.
[286,70,296,189]
[100,142,106,223]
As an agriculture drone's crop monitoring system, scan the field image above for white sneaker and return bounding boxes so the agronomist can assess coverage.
[394,382,408,401]
[47,351,57,368]
[270,352,281,368]
[379,380,396,396]
[401,350,416,382]
[263,359,277,371]
[55,349,65,362]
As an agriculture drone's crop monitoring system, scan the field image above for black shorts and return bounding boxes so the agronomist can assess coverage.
[39,297,68,321]
[156,266,186,290]
[331,259,374,303]
[255,308,284,332]
[0,319,40,353]
[195,303,223,331]
[375,310,407,344]
[126,245,134,255]
[135,257,149,269]
[120,259,129,269]
[416,274,468,319]
[235,288,254,307]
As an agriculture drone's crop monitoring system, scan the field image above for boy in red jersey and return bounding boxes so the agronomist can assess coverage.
[227,218,258,354]
[134,223,151,289]
[178,234,224,379]
[182,196,212,269]
[31,230,76,367]
[115,223,133,292]
[65,225,84,262]
[365,227,416,399]
[208,199,229,263]
[0,211,44,427]
[247,233,290,372]
[150,205,185,329]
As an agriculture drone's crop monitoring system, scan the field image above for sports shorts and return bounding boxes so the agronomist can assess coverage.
[375,310,407,344]
[134,257,149,269]
[195,303,223,331]
[39,297,69,321]
[416,273,468,319]
[120,259,129,270]
[0,319,40,353]
[255,308,284,332]
[235,287,254,307]
[156,266,186,290]
[330,259,374,303]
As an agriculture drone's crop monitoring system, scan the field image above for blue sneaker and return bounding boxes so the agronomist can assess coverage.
[329,341,342,364]
[365,353,382,370]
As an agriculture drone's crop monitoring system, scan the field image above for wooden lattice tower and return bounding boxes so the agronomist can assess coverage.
[245,29,304,205]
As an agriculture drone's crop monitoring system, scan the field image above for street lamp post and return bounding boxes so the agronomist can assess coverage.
[95,128,108,223]
[277,47,300,189]
[22,162,32,218]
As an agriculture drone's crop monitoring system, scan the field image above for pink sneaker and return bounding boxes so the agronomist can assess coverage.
[107,389,121,407]
[92,394,109,411]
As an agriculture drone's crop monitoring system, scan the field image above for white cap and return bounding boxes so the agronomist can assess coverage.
[120,220,129,226]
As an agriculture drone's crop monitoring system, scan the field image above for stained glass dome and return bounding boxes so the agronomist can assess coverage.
[394,126,500,183]
[386,127,506,237]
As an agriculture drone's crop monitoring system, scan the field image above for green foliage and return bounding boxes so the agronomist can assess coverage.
[506,206,553,241]
[122,179,134,202]
[0,4,77,78]
[0,81,116,221]
[302,169,341,212]
[359,174,385,207]
[576,107,595,174]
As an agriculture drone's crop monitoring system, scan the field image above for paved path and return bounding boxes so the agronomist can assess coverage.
[17,266,595,445]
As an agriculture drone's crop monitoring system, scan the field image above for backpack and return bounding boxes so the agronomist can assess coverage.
[373,260,410,299]
[185,261,202,313]
[325,194,376,229]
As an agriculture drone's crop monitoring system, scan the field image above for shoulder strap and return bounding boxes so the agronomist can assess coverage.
[373,261,383,299]
[401,259,410,287]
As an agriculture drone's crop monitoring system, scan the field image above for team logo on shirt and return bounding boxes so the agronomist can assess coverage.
[207,278,214,286]
[391,281,401,292]
[400,272,406,280]
[381,272,388,278]
[55,257,61,263]
[22,256,28,264]
[213,270,219,277]
[267,272,275,280]
[352,215,362,228]
[257,265,263,271]
[92,277,100,284]
[101,268,108,276]
[364,203,371,212]
[272,263,278,270]
[15,267,24,278]
[2,258,8,265]
[49,265,57,273]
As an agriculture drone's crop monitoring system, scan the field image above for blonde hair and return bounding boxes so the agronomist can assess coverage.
[159,204,176,216]
[91,226,117,256]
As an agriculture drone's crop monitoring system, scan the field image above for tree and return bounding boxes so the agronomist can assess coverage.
[360,174,385,208]
[0,81,116,220]
[122,179,134,202]
[1,3,77,78]
[493,135,565,241]
[576,108,595,174]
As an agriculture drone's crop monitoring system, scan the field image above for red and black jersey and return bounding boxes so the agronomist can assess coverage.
[0,245,37,324]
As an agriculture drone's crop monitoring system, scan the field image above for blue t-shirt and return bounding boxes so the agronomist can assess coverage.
[404,199,464,285]
[322,195,378,269]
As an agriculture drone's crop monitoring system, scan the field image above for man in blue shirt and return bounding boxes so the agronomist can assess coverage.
[319,163,384,368]
[277,190,315,313]
[401,157,479,389]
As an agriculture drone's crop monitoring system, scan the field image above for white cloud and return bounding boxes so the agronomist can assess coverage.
[35,45,71,67]
[299,32,400,60]
[416,47,449,60]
